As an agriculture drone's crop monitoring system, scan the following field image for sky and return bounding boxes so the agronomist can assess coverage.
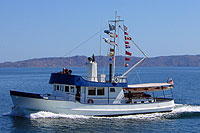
[0,0,200,63]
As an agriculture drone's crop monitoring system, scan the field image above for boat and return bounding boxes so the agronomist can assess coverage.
[10,13,175,116]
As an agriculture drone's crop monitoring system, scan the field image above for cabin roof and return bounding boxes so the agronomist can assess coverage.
[49,73,127,87]
[128,83,173,88]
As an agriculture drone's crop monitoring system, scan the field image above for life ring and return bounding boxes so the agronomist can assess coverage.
[114,77,119,83]
[87,99,94,104]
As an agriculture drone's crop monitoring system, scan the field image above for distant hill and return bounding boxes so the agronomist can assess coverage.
[1,55,200,67]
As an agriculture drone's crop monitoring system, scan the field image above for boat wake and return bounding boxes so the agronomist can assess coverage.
[7,104,200,120]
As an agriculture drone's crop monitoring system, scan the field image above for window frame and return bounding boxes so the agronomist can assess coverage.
[56,85,60,91]
[97,87,105,96]
[64,85,69,93]
[70,86,75,93]
[54,85,56,91]
[110,88,115,92]
[88,87,96,96]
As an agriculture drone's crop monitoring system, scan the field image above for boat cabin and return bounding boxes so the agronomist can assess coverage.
[48,56,173,105]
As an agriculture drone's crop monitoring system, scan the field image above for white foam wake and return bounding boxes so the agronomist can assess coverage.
[172,104,200,113]
[8,104,200,119]
[29,111,90,119]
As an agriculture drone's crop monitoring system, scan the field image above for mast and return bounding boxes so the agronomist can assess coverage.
[111,14,147,78]
[109,11,124,81]
[106,12,146,81]
[112,11,117,81]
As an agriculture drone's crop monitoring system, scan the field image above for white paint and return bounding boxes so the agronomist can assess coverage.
[11,95,175,116]
[87,61,98,82]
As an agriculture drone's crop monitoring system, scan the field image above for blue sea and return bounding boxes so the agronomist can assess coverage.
[0,67,200,132]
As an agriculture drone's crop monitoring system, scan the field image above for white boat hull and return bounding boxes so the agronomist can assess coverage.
[11,95,175,116]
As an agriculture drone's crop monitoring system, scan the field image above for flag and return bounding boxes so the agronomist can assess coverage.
[126,51,132,56]
[125,41,129,44]
[124,25,128,31]
[125,63,129,67]
[110,52,114,56]
[167,78,174,84]
[125,36,132,40]
[109,57,114,61]
[110,48,114,52]
[103,38,109,43]
[125,44,130,48]
[104,30,110,34]
[125,57,130,61]
[124,32,128,35]
[109,24,116,31]
[110,33,118,38]
[109,40,118,46]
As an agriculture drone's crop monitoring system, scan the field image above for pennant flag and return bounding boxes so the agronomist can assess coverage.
[110,48,114,52]
[110,52,114,56]
[110,33,118,38]
[124,25,128,31]
[109,24,116,31]
[104,30,110,34]
[105,40,117,46]
[125,57,130,61]
[125,41,129,44]
[126,51,132,56]
[125,63,129,67]
[124,32,128,35]
[103,38,109,43]
[109,40,118,46]
[125,36,132,40]
[125,44,130,48]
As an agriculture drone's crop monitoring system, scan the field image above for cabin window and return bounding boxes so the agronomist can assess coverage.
[71,86,75,93]
[88,87,96,95]
[56,85,60,91]
[60,86,64,91]
[54,85,56,91]
[97,88,104,95]
[110,88,115,92]
[65,86,69,92]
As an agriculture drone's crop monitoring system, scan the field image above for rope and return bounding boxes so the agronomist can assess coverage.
[62,27,106,57]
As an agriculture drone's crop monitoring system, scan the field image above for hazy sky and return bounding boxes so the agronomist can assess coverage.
[0,0,200,63]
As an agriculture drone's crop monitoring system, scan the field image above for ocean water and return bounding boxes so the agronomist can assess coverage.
[0,67,200,132]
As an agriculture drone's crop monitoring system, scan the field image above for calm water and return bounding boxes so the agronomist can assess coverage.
[0,67,200,132]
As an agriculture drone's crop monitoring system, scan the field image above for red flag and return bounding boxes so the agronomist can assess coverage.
[125,63,129,67]
[110,33,118,38]
[125,57,130,61]
[126,51,132,56]
[124,32,128,35]
[125,36,132,40]
[125,41,129,44]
